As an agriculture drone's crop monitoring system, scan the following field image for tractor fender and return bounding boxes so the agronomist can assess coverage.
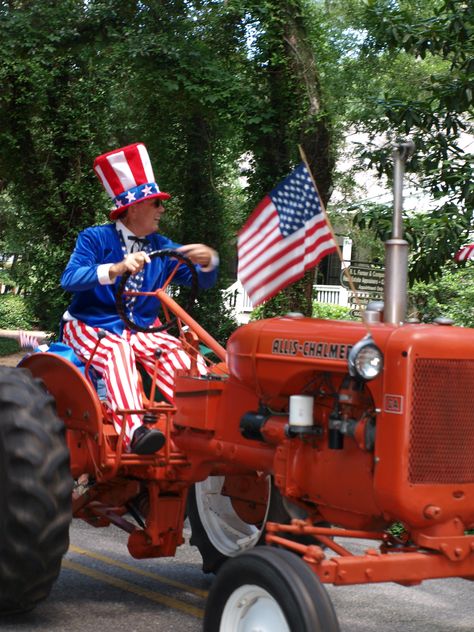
[19,352,103,440]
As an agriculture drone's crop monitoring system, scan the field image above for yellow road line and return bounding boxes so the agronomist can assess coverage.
[62,559,204,619]
[69,544,208,598]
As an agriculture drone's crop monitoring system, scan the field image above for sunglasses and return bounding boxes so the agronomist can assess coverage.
[153,199,164,209]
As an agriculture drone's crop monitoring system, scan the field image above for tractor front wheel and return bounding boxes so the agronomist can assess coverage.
[203,547,340,632]
[0,367,72,614]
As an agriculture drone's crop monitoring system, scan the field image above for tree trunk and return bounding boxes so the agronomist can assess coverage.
[248,0,334,317]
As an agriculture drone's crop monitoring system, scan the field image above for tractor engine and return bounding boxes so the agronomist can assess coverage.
[220,313,474,539]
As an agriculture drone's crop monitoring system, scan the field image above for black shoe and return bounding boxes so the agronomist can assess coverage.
[130,426,165,455]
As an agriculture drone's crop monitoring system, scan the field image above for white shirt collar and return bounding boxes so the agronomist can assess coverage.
[115,220,137,254]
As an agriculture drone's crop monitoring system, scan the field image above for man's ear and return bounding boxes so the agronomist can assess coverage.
[125,206,134,219]
[116,209,129,221]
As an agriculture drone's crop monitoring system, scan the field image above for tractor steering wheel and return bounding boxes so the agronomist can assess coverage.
[115,249,199,333]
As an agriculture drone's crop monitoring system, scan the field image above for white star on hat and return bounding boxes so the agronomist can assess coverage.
[126,191,137,203]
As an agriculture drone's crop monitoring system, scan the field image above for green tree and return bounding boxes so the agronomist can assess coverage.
[2,0,470,334]
[227,0,336,317]
[350,0,473,282]
[0,0,241,339]
[116,0,243,342]
[409,263,474,326]
[0,0,130,330]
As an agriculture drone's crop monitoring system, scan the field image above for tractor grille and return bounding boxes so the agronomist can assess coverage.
[408,358,474,484]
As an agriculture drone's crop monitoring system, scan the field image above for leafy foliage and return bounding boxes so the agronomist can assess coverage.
[0,0,472,330]
[0,294,37,356]
[0,0,244,332]
[250,297,354,321]
[350,0,474,282]
[409,263,474,327]
[0,1,125,330]
[0,294,36,330]
[192,287,239,347]
[312,301,354,321]
[352,200,470,283]
[228,0,335,318]
[249,274,315,320]
[0,338,20,357]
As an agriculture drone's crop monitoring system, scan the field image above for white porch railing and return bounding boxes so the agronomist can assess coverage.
[315,284,349,306]
[224,280,349,325]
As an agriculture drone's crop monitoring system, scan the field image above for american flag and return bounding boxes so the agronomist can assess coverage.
[238,163,337,306]
[455,243,474,262]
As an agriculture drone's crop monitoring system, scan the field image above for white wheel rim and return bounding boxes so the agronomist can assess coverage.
[195,475,271,557]
[220,584,291,632]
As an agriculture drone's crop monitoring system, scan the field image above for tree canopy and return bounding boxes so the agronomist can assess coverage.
[0,0,472,334]
[349,0,473,280]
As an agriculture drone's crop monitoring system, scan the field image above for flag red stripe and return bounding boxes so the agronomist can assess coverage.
[240,216,320,281]
[238,222,280,270]
[238,230,282,281]
[238,204,278,259]
[247,236,337,305]
[238,196,274,236]
[250,244,337,305]
[240,218,332,288]
[455,244,474,262]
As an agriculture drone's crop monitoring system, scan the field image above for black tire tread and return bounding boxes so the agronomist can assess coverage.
[203,546,340,632]
[188,482,225,573]
[0,367,72,615]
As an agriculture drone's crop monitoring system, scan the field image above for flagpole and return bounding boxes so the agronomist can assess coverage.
[298,145,368,322]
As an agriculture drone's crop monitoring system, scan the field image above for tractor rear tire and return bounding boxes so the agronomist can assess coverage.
[188,475,310,574]
[0,367,73,615]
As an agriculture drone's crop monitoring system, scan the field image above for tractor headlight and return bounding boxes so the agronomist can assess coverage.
[348,335,383,381]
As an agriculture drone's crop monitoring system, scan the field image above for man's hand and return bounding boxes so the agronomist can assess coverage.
[109,251,151,281]
[177,244,218,270]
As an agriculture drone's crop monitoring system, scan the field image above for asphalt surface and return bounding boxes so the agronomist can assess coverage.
[0,352,26,367]
[0,520,472,632]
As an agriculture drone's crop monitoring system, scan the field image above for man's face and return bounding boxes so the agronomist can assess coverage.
[126,198,165,236]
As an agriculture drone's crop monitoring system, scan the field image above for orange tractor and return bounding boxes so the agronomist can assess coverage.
[0,142,473,629]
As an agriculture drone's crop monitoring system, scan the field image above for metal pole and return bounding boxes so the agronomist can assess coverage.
[383,140,414,325]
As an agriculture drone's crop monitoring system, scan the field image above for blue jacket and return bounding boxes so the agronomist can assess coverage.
[61,224,218,334]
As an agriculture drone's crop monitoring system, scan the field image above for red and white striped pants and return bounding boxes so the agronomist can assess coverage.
[63,320,205,450]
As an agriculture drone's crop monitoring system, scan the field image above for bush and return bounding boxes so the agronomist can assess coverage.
[251,299,355,321]
[312,302,355,320]
[249,274,315,321]
[0,294,36,329]
[0,294,36,357]
[409,264,474,327]
[0,338,20,356]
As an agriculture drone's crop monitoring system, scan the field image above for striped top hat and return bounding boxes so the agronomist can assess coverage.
[93,142,171,220]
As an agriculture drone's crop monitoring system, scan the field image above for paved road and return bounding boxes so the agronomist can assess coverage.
[0,352,26,367]
[0,520,472,632]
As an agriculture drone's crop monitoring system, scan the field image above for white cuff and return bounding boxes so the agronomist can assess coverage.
[200,252,219,272]
[98,263,114,285]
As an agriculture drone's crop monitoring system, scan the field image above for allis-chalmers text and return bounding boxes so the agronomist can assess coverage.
[272,338,353,360]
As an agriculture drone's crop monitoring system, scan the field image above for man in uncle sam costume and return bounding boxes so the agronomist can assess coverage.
[61,143,218,454]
